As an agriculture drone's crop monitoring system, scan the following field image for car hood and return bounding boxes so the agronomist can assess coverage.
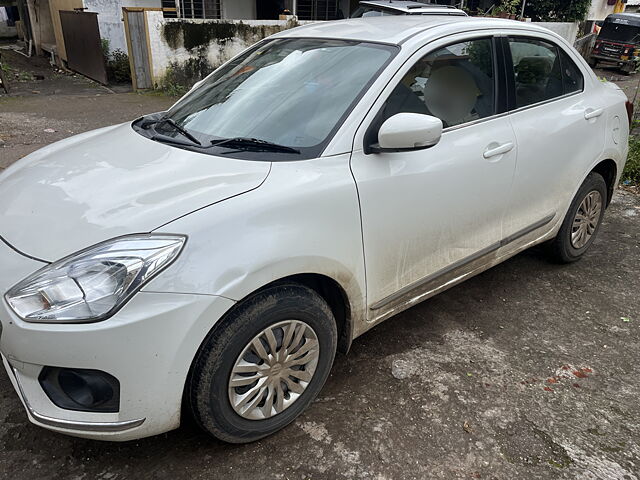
[0,123,271,261]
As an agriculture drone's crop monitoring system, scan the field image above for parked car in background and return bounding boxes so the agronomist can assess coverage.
[0,16,630,444]
[351,0,467,17]
[590,13,640,74]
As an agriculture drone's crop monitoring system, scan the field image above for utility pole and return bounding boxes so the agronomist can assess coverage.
[519,0,527,20]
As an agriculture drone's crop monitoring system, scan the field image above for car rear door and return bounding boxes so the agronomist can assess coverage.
[501,34,607,239]
[350,34,517,321]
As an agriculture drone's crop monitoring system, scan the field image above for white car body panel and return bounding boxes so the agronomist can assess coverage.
[0,123,270,260]
[0,16,629,441]
[145,153,369,332]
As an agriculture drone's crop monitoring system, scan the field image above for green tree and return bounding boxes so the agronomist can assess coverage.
[523,0,591,22]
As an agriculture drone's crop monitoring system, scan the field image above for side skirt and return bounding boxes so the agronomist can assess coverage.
[361,214,556,332]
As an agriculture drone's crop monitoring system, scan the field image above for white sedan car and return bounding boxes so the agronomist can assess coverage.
[0,16,630,443]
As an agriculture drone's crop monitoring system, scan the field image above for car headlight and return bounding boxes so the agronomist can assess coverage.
[5,234,186,323]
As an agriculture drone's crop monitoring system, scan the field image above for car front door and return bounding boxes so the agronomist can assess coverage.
[350,35,517,322]
[501,35,607,239]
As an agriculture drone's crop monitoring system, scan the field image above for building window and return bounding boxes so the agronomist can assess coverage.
[296,0,341,20]
[162,0,222,19]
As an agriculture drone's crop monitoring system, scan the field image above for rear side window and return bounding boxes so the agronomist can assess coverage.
[378,38,496,128]
[559,49,584,94]
[508,37,583,109]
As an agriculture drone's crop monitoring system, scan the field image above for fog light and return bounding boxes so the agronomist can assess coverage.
[39,367,120,413]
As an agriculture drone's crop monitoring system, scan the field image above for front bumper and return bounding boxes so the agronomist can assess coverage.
[591,54,637,66]
[0,238,235,441]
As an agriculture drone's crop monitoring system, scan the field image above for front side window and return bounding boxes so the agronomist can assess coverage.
[376,38,496,129]
[154,38,396,160]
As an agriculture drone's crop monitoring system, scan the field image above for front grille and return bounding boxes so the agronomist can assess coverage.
[598,42,624,58]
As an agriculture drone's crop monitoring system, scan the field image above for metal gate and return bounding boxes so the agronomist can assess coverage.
[123,9,153,90]
[59,11,108,85]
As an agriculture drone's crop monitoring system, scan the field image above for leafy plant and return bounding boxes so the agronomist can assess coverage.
[101,38,110,59]
[494,0,521,16]
[107,49,131,83]
[523,0,590,22]
[101,39,131,84]
[623,135,640,185]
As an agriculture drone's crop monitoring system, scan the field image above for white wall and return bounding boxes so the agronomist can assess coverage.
[146,14,308,87]
[85,0,161,53]
[587,0,616,21]
[0,7,16,38]
[533,21,580,44]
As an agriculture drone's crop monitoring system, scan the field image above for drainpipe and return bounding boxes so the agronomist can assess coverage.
[25,0,42,55]
[519,0,527,20]
[293,0,298,16]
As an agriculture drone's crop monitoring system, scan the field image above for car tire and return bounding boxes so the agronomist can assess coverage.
[187,283,337,443]
[548,172,607,264]
[588,58,597,68]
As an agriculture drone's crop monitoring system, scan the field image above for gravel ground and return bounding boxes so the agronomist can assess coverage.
[0,48,639,480]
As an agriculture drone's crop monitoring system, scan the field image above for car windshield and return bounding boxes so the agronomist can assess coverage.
[157,38,396,160]
[600,22,640,43]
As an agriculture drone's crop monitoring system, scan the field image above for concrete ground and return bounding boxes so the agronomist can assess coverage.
[1,49,640,480]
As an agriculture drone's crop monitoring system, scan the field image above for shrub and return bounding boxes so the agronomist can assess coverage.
[523,0,590,22]
[101,39,131,84]
[108,49,131,84]
[623,136,640,185]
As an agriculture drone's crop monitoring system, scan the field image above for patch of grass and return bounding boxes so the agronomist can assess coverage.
[624,135,640,185]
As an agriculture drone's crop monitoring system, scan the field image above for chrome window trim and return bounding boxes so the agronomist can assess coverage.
[442,111,509,133]
[441,90,584,134]
[507,90,584,115]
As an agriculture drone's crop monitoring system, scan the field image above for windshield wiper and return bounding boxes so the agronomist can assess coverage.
[210,137,300,154]
[150,117,202,146]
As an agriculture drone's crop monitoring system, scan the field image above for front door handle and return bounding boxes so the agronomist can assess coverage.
[483,142,514,159]
[584,108,604,120]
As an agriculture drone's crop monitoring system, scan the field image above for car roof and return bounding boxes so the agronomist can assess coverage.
[358,0,466,15]
[604,13,640,26]
[274,16,552,46]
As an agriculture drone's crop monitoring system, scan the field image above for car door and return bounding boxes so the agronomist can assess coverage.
[501,35,607,239]
[350,35,517,321]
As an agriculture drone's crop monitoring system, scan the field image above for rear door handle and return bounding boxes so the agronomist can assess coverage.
[584,108,604,120]
[483,142,514,159]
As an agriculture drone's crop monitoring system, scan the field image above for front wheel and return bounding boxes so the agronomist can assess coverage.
[548,172,607,263]
[187,284,337,443]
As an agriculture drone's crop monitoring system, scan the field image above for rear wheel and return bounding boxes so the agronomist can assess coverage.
[188,284,337,443]
[548,172,607,263]
[588,57,598,69]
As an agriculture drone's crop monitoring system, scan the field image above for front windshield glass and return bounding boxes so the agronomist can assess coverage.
[161,38,396,160]
[600,21,640,43]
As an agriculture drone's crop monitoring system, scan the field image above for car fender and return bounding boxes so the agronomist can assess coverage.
[144,153,368,340]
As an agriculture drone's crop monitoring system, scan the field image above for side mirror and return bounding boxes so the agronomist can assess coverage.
[370,113,443,153]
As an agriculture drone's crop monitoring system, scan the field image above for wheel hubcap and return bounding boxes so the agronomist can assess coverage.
[228,320,320,420]
[571,190,603,249]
